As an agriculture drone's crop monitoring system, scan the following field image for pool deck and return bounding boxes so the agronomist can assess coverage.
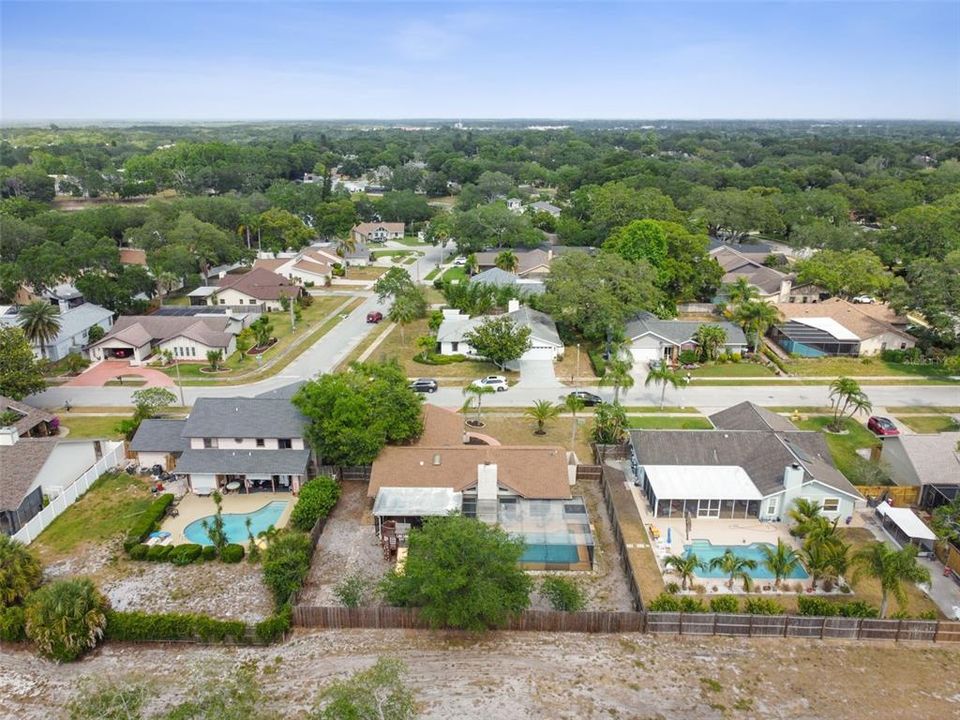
[161,492,293,545]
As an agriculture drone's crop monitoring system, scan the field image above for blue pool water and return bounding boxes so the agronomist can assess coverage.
[521,544,581,565]
[684,540,809,580]
[183,501,289,546]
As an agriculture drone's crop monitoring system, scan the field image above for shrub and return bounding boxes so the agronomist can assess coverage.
[540,576,587,612]
[123,494,174,552]
[0,605,26,642]
[25,579,109,662]
[730,352,742,363]
[709,596,740,613]
[262,531,314,608]
[678,597,708,613]
[128,544,149,561]
[0,535,43,606]
[762,346,789,374]
[104,610,247,643]
[412,351,469,365]
[679,349,699,365]
[664,581,681,595]
[587,348,607,377]
[201,545,217,561]
[220,544,245,563]
[797,596,836,616]
[290,476,341,532]
[334,569,373,608]
[169,544,203,566]
[743,598,785,615]
[647,594,681,611]
[254,605,292,644]
[916,610,938,621]
[837,601,879,618]
[146,545,173,562]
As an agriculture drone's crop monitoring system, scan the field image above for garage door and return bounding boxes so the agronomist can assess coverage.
[631,348,660,366]
[523,346,556,361]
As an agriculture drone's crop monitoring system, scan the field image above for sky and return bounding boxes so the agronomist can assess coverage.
[1,1,959,121]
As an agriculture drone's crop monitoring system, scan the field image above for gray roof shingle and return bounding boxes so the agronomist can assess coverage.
[130,420,189,453]
[626,312,747,347]
[181,398,307,439]
[0,438,57,509]
[710,402,799,432]
[174,449,311,475]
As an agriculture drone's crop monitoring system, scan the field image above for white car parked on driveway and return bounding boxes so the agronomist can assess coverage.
[471,375,508,391]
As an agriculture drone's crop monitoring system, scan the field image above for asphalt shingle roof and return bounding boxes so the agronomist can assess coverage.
[626,312,747,346]
[181,398,308,439]
[130,420,189,453]
[174,449,311,475]
[0,438,57,509]
[710,402,799,432]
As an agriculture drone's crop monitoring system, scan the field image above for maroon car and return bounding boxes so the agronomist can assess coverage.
[867,416,899,437]
[366,311,383,323]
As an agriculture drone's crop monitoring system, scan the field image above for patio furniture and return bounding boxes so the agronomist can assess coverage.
[225,481,241,492]
[649,525,661,540]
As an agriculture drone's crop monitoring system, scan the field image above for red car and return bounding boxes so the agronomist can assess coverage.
[366,311,383,323]
[867,416,899,437]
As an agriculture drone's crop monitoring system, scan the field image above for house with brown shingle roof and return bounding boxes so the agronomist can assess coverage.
[351,222,404,244]
[711,245,824,304]
[88,315,236,365]
[772,298,916,357]
[253,249,333,287]
[473,248,553,277]
[209,267,301,312]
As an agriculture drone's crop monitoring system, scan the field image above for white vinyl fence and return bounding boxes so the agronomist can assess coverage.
[11,441,125,545]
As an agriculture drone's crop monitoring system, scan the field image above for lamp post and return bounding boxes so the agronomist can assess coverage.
[575,343,581,389]
[174,360,185,407]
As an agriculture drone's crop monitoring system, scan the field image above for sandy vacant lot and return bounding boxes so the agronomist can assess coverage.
[2,630,958,720]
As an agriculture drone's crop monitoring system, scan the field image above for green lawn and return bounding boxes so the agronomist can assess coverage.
[160,295,349,381]
[794,416,880,482]
[620,406,700,414]
[895,415,960,434]
[368,317,501,379]
[440,266,468,283]
[371,250,413,260]
[394,235,429,247]
[887,405,960,414]
[785,356,953,378]
[626,416,713,430]
[32,472,155,561]
[688,362,776,378]
[424,267,440,281]
[61,415,128,439]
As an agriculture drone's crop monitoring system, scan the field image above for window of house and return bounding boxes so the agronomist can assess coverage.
[766,498,778,515]
[821,498,840,512]
[249,299,256,304]
[451,342,459,352]
[256,438,265,447]
[278,438,292,449]
[219,299,225,305]
[203,438,213,449]
[234,438,243,444]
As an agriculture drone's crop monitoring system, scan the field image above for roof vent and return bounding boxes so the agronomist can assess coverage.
[432,453,441,466]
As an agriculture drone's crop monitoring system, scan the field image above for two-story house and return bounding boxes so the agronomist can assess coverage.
[130,396,313,495]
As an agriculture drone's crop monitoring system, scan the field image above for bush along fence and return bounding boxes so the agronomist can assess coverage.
[289,605,960,643]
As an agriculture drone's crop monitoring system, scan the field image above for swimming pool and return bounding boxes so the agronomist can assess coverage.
[683,539,809,580]
[183,501,289,546]
[521,544,581,565]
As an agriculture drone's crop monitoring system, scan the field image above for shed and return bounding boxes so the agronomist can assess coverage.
[875,501,937,553]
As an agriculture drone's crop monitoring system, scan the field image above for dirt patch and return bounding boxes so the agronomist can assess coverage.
[299,480,393,605]
[2,631,958,719]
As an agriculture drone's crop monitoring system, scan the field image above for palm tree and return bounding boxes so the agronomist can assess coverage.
[788,498,823,536]
[734,300,781,352]
[664,553,704,591]
[759,539,801,589]
[726,277,759,308]
[494,250,519,272]
[206,349,223,371]
[803,516,842,549]
[644,364,686,409]
[600,358,635,403]
[828,376,872,432]
[802,538,850,590]
[692,324,727,362]
[155,271,179,305]
[564,393,586,451]
[525,400,562,435]
[18,301,61,360]
[465,253,479,276]
[388,292,421,344]
[709,549,758,591]
[462,384,495,426]
[336,234,357,258]
[0,535,43,606]
[851,541,931,618]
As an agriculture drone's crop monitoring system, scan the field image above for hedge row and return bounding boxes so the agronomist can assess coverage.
[123,494,174,552]
[649,594,786,615]
[105,610,247,643]
[587,348,607,377]
[290,476,341,532]
[128,542,243,564]
[797,596,879,618]
[413,351,469,365]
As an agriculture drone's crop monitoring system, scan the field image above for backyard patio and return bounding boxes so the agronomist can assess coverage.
[160,492,294,545]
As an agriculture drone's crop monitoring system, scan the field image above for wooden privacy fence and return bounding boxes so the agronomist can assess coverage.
[857,485,921,507]
[317,465,371,482]
[291,605,960,644]
[575,464,602,482]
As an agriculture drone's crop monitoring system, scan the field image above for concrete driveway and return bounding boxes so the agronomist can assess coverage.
[513,358,562,388]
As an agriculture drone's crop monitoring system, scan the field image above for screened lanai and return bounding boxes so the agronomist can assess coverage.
[638,465,764,519]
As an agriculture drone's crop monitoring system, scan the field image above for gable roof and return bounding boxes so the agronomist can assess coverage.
[711,246,790,294]
[776,298,915,343]
[626,312,747,347]
[473,249,552,275]
[181,397,308,439]
[469,268,546,295]
[90,315,233,350]
[217,267,299,301]
[353,222,404,235]
[368,445,572,500]
[0,437,58,509]
[892,432,960,484]
[437,306,561,347]
[174,448,311,475]
[119,248,147,266]
[130,419,189,453]
[292,259,331,277]
[710,402,800,433]
[530,201,561,214]
[414,404,466,448]
[0,396,55,437]
[630,424,861,500]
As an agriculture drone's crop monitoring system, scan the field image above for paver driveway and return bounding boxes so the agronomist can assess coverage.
[64,360,175,387]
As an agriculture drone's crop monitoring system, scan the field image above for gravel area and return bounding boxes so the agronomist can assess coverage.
[299,480,392,605]
[1,631,958,719]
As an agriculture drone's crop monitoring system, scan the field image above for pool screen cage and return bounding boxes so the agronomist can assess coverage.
[498,496,595,569]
